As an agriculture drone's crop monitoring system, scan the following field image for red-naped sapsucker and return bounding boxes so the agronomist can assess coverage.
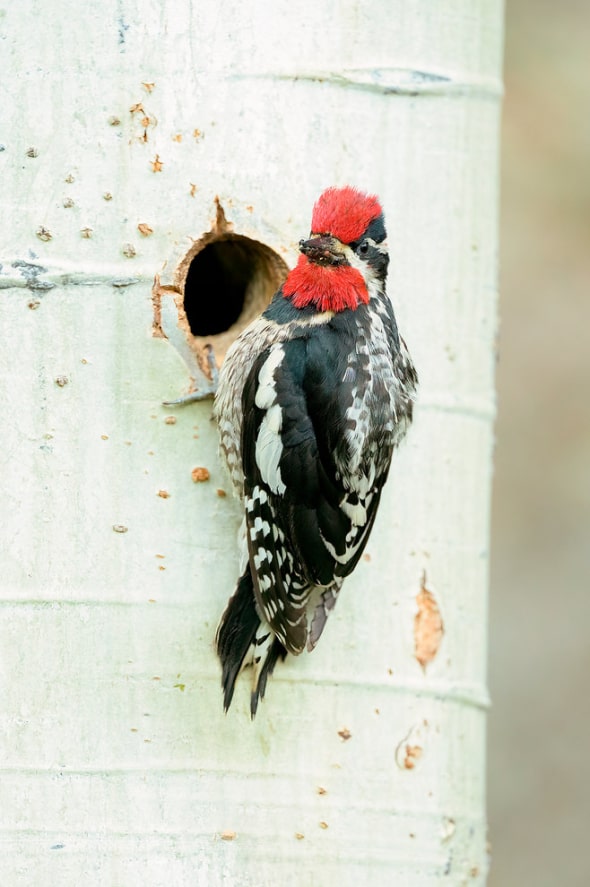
[213,186,418,715]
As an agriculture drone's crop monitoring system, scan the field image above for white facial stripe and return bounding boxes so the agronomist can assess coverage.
[348,249,378,284]
[367,237,389,254]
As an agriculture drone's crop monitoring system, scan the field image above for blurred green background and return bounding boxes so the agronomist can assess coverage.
[489,1,590,884]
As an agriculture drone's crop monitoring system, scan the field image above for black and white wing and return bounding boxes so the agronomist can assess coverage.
[240,330,391,655]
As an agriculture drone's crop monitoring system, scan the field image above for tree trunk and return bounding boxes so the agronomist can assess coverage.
[0,2,502,884]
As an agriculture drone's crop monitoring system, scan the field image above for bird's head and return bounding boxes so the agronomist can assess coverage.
[283,186,389,313]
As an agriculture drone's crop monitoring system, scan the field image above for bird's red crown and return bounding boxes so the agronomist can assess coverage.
[282,187,383,313]
[311,186,382,244]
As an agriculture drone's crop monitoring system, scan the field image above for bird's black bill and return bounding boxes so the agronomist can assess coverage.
[299,235,346,266]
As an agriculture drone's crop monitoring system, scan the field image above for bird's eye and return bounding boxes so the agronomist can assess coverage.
[358,241,370,255]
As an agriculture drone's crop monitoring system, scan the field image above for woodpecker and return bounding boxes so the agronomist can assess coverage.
[213,186,418,716]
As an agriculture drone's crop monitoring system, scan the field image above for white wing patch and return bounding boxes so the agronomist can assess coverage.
[340,498,367,526]
[255,345,285,408]
[254,346,287,495]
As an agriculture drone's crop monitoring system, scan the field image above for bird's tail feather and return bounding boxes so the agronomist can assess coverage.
[216,567,287,716]
[250,633,287,718]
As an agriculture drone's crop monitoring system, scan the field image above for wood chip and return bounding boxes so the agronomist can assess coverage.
[403,744,423,769]
[414,571,444,670]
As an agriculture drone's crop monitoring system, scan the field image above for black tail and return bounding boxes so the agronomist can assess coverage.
[250,636,287,719]
[216,567,287,716]
[216,569,259,712]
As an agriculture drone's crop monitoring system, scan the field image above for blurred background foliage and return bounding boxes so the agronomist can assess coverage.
[489,0,590,884]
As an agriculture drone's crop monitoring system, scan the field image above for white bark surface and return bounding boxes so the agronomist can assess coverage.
[0,2,502,884]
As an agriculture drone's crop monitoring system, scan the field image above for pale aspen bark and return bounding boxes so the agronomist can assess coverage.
[0,2,502,884]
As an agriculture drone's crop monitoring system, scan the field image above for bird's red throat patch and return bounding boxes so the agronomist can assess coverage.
[283,256,369,313]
